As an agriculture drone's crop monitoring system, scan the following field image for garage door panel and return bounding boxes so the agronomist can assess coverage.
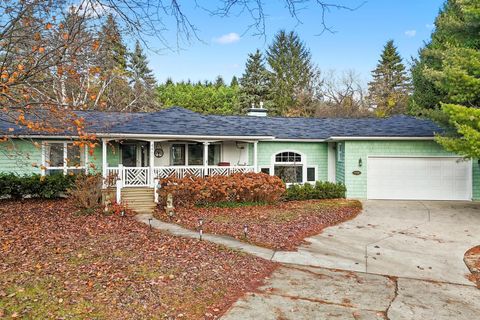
[367,157,471,201]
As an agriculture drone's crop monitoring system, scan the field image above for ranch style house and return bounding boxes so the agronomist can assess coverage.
[1,106,478,201]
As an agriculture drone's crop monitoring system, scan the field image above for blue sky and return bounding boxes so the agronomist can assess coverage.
[144,0,445,85]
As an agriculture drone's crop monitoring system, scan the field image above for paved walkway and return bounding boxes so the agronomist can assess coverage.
[135,214,275,260]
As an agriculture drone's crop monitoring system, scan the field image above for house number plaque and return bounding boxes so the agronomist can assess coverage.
[352,170,362,176]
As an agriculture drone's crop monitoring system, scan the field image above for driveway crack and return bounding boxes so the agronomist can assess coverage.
[384,276,398,320]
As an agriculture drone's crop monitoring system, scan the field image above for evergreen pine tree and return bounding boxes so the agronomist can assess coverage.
[367,40,410,116]
[419,0,480,158]
[214,75,225,88]
[128,40,158,111]
[100,14,128,71]
[411,0,480,113]
[230,76,239,87]
[266,30,316,116]
[239,49,271,112]
[97,14,131,110]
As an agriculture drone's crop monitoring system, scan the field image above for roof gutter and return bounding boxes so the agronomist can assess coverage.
[95,133,275,140]
[272,138,327,142]
[7,133,275,141]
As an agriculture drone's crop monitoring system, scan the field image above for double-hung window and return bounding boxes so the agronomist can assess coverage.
[43,142,86,175]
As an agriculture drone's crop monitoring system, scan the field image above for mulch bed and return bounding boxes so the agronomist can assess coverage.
[464,246,480,288]
[154,199,362,251]
[0,199,276,319]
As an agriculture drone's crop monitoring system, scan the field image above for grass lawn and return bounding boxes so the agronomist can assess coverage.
[0,199,276,319]
[154,199,362,251]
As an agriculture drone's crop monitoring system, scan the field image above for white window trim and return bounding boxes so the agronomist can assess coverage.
[169,142,222,166]
[41,141,87,176]
[337,142,345,162]
[270,150,307,184]
[306,165,318,183]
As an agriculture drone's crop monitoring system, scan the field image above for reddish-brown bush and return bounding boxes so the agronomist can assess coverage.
[158,172,286,208]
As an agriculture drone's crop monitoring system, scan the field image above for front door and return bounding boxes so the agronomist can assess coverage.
[121,144,137,167]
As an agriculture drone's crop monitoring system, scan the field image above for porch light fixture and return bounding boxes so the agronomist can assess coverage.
[358,158,363,167]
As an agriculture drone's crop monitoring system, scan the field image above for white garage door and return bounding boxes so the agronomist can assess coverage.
[367,157,471,200]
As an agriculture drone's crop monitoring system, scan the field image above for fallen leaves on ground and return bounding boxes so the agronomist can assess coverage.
[0,199,276,319]
[464,245,480,288]
[155,199,362,251]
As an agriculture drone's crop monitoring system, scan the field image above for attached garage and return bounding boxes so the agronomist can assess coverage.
[367,156,472,201]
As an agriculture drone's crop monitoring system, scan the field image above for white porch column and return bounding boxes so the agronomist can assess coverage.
[149,140,155,186]
[203,142,209,177]
[253,141,258,173]
[102,139,107,185]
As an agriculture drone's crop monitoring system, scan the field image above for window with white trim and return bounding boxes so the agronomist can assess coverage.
[307,167,316,182]
[273,151,304,183]
[337,143,344,162]
[44,142,86,175]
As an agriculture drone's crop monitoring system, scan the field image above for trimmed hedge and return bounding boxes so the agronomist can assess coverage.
[285,181,346,201]
[0,173,76,199]
[159,172,286,208]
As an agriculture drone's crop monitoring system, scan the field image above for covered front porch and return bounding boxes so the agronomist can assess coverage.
[101,138,259,188]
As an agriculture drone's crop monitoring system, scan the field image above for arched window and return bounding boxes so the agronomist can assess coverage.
[274,151,304,183]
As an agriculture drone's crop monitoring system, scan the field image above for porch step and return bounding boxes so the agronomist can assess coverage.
[121,187,156,214]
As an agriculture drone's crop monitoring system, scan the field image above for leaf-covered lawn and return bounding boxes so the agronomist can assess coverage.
[155,199,362,251]
[0,200,276,319]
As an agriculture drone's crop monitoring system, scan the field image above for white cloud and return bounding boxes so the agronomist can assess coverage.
[404,29,417,37]
[213,32,241,44]
[425,24,435,30]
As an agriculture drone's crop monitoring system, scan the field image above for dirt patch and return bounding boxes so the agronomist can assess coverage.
[0,199,276,319]
[464,246,480,288]
[154,199,362,251]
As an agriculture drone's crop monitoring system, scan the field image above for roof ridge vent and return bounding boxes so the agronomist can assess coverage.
[247,101,268,117]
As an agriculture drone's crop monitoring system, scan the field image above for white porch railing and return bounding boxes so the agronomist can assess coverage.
[106,165,255,188]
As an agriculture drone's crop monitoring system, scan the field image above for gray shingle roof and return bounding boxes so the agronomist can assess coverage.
[1,106,442,139]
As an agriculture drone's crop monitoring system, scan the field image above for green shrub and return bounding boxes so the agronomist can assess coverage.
[0,173,76,199]
[285,181,346,201]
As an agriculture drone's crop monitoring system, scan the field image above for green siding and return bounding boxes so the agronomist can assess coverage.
[344,140,480,200]
[0,139,119,175]
[89,141,120,172]
[0,139,42,175]
[473,159,480,200]
[335,142,345,184]
[257,141,328,181]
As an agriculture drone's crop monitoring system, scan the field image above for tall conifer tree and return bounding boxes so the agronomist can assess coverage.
[266,30,316,116]
[239,49,271,112]
[367,40,410,116]
[128,40,158,111]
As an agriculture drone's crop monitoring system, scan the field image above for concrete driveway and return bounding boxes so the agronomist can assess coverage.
[222,201,480,319]
[273,200,480,285]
